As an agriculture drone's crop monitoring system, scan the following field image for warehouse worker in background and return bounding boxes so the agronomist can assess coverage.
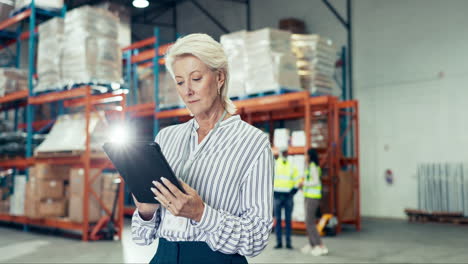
[301,148,329,256]
[273,148,301,249]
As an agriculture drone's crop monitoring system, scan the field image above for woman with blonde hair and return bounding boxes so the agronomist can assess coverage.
[131,33,274,264]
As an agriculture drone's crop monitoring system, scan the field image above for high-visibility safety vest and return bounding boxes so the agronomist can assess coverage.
[274,157,300,193]
[303,162,322,199]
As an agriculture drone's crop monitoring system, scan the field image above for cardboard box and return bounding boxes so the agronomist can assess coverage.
[38,199,66,218]
[30,164,70,180]
[24,181,40,219]
[37,179,64,200]
[102,173,120,192]
[70,168,102,197]
[68,195,101,223]
[338,170,356,221]
[0,199,9,214]
[102,189,118,220]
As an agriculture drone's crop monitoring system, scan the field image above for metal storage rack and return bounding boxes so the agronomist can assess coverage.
[0,2,127,241]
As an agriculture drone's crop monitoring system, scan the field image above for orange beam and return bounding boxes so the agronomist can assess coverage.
[0,158,34,168]
[0,9,31,31]
[63,91,125,108]
[338,100,357,109]
[155,108,190,119]
[125,102,155,113]
[122,37,155,51]
[18,119,53,130]
[28,87,88,105]
[124,206,135,216]
[0,90,28,104]
[131,49,166,65]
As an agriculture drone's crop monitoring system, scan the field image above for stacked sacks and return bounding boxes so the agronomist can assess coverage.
[220,30,248,98]
[35,17,64,93]
[244,28,301,95]
[61,6,122,87]
[291,34,339,95]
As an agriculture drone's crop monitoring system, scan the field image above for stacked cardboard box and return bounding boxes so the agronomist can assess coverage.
[35,18,64,93]
[69,168,103,223]
[61,6,121,87]
[0,68,27,97]
[291,34,338,95]
[25,164,69,218]
[102,173,120,220]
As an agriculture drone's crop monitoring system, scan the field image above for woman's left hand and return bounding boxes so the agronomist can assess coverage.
[152,177,205,222]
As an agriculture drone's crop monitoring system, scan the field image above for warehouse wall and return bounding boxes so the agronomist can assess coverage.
[155,0,468,219]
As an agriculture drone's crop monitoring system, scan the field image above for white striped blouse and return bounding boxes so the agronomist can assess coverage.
[131,115,274,257]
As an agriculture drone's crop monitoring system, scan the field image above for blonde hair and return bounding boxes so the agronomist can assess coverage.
[165,33,237,115]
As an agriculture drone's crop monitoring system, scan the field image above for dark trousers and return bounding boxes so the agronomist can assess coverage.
[274,192,293,246]
[150,238,248,264]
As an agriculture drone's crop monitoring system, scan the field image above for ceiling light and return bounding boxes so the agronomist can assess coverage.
[133,0,149,8]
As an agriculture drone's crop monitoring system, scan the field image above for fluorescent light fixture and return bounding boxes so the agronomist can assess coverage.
[133,0,149,8]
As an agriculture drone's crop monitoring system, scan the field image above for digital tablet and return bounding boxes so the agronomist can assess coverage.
[103,141,185,204]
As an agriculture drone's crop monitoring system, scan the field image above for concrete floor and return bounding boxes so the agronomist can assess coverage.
[0,218,467,263]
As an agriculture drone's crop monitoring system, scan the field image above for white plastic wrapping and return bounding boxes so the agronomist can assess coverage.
[291,34,339,95]
[137,68,184,109]
[34,111,107,155]
[36,17,64,93]
[244,28,301,94]
[14,0,63,10]
[220,30,247,98]
[61,6,121,87]
[0,68,27,97]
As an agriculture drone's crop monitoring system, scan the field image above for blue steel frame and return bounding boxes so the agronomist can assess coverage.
[0,0,66,174]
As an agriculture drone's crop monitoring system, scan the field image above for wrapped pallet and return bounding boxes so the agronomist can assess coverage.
[36,17,64,93]
[14,0,63,11]
[61,6,121,87]
[137,68,184,109]
[0,68,27,97]
[291,34,339,95]
[220,30,248,98]
[244,28,301,95]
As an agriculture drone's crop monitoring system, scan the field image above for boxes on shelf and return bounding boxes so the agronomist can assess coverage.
[291,34,339,95]
[34,111,108,155]
[69,195,101,223]
[69,168,103,223]
[102,173,120,192]
[61,6,122,87]
[0,68,27,97]
[36,17,64,93]
[220,30,248,98]
[14,0,63,11]
[70,168,103,196]
[279,18,306,34]
[30,164,70,180]
[338,170,356,221]
[245,28,301,95]
[311,121,328,149]
[273,128,290,151]
[38,198,66,218]
[137,68,184,108]
[291,130,306,147]
[9,175,26,216]
[0,198,9,214]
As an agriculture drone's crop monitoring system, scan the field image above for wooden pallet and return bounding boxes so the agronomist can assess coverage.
[405,208,468,225]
